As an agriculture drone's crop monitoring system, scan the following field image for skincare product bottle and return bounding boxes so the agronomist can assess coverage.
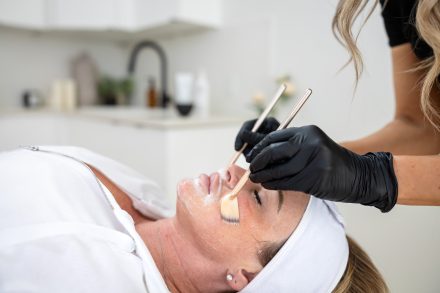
[174,72,194,116]
[194,70,210,117]
[147,77,157,108]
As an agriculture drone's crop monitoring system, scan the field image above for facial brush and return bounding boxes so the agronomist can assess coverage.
[229,83,287,166]
[220,88,313,224]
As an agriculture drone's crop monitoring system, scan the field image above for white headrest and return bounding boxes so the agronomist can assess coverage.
[241,196,349,293]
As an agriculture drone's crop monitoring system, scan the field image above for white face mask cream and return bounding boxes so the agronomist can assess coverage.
[190,169,228,206]
[203,169,228,206]
[217,168,228,181]
[203,193,216,206]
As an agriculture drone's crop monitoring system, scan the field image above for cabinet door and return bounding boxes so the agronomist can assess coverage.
[177,0,222,27]
[46,0,115,30]
[65,118,167,190]
[0,0,46,29]
[0,115,68,151]
[113,0,136,30]
[135,0,221,29]
[135,0,176,29]
[0,0,221,32]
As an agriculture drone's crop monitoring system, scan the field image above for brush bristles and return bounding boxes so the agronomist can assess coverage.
[220,195,240,224]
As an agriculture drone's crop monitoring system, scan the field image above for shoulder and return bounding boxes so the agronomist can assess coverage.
[379,0,415,17]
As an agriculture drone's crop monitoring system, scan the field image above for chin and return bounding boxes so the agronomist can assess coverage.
[176,178,194,201]
[176,178,220,229]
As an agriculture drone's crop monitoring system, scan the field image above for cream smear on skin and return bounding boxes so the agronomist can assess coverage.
[179,169,228,216]
[194,169,228,206]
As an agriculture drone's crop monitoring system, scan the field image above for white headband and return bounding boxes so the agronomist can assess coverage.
[241,196,349,293]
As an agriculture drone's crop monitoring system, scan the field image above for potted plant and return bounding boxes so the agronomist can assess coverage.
[98,76,134,105]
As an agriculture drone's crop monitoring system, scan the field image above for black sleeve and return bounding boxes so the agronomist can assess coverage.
[379,0,433,59]
[379,0,412,47]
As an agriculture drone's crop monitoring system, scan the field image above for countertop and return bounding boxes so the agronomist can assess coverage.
[0,106,247,129]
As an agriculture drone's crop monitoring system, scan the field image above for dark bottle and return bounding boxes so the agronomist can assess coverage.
[147,77,157,108]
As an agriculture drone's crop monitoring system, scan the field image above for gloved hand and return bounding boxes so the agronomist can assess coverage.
[234,117,280,157]
[246,125,398,212]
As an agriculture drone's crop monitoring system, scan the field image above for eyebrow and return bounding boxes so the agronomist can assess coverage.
[277,190,284,213]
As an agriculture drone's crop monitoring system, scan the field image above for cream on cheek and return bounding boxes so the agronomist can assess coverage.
[177,180,197,217]
[179,168,228,215]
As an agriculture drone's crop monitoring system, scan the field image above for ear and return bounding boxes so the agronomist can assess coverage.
[226,269,258,291]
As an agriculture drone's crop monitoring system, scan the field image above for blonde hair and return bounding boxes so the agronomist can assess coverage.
[333,236,389,293]
[332,0,440,131]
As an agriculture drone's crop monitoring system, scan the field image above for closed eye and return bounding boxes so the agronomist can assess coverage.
[253,190,262,205]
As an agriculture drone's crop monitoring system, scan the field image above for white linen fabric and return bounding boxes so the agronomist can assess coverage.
[241,196,349,293]
[0,146,173,293]
[0,145,349,293]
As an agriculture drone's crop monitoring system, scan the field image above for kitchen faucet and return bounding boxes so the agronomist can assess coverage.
[128,40,169,108]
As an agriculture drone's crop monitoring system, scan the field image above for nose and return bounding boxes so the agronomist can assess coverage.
[226,165,247,188]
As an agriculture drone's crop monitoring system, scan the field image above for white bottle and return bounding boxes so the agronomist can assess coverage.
[175,72,194,105]
[193,70,210,118]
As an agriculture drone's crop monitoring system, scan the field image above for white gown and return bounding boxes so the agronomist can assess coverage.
[0,146,174,293]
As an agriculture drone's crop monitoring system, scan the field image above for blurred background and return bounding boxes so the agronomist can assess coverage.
[0,0,438,291]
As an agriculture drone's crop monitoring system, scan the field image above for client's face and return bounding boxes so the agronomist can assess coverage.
[175,165,309,279]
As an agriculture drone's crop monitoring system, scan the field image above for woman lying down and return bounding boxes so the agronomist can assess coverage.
[0,146,388,293]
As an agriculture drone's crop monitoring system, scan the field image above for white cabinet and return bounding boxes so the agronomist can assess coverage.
[135,0,222,30]
[65,118,238,204]
[46,0,136,30]
[0,0,46,29]
[0,111,240,204]
[0,0,222,33]
[0,114,69,148]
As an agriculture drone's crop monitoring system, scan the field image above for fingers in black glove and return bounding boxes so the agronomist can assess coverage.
[246,125,398,212]
[247,127,303,171]
[234,117,280,157]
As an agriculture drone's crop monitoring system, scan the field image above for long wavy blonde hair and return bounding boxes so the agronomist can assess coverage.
[332,0,440,132]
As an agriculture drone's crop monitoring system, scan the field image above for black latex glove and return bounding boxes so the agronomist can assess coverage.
[247,125,398,212]
[234,117,280,157]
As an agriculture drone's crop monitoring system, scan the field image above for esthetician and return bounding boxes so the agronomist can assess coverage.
[235,0,440,212]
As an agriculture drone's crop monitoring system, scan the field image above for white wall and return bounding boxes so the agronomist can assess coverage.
[0,0,439,291]
[0,27,128,107]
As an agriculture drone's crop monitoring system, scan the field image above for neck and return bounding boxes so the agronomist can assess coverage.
[136,218,227,293]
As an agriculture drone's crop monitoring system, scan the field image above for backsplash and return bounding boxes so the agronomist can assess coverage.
[0,0,394,140]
